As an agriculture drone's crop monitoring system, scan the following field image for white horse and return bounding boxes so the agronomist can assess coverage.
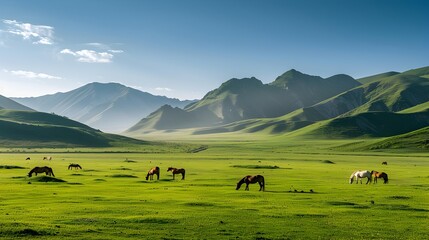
[349,170,372,184]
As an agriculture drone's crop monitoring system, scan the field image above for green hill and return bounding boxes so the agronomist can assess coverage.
[298,111,429,139]
[364,126,429,150]
[357,71,399,84]
[0,110,145,148]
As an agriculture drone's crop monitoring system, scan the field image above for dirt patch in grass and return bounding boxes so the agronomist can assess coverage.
[107,174,138,178]
[231,165,281,169]
[294,214,328,218]
[321,160,335,164]
[126,217,179,224]
[184,202,215,207]
[14,228,52,236]
[0,165,26,169]
[328,201,357,206]
[388,196,411,200]
[33,176,66,182]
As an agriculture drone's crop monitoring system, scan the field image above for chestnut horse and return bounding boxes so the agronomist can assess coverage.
[371,171,389,184]
[68,163,82,170]
[146,166,160,180]
[236,175,265,191]
[28,166,55,177]
[167,167,185,180]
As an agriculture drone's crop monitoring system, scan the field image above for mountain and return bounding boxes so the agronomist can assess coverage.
[270,69,361,106]
[0,95,33,111]
[0,109,146,147]
[12,82,194,133]
[127,70,360,133]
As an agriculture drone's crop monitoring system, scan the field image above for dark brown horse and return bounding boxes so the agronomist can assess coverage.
[167,167,185,180]
[68,163,82,170]
[371,171,389,184]
[236,175,265,191]
[25,157,30,160]
[382,161,388,165]
[146,166,160,180]
[28,166,55,177]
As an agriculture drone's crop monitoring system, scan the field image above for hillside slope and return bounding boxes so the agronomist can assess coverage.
[12,82,194,133]
[0,110,145,147]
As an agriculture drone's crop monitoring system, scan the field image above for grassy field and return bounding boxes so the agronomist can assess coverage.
[0,142,428,239]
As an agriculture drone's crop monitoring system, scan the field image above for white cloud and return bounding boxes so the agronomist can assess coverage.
[2,19,54,45]
[155,87,173,92]
[108,49,124,53]
[3,69,62,79]
[60,48,114,63]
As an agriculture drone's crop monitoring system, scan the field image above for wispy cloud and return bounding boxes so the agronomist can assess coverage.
[3,69,62,79]
[85,42,124,54]
[2,19,54,45]
[60,49,114,63]
[155,87,173,92]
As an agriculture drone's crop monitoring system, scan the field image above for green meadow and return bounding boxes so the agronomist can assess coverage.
[0,139,428,239]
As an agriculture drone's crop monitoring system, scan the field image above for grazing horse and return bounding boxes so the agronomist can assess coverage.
[371,171,389,184]
[25,157,30,160]
[146,167,160,180]
[349,170,372,184]
[28,166,55,177]
[236,175,265,191]
[167,167,186,180]
[68,163,82,170]
[382,161,388,165]
[43,156,52,161]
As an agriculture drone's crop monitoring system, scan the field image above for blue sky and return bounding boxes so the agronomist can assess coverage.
[0,0,428,100]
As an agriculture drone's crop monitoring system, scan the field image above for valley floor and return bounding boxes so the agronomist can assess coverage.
[0,144,428,239]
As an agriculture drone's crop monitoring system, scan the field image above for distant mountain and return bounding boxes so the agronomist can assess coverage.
[0,109,146,147]
[0,95,33,111]
[12,82,194,133]
[127,70,360,133]
[270,69,361,106]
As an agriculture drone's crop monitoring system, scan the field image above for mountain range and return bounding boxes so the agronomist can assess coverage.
[126,66,429,150]
[12,82,194,133]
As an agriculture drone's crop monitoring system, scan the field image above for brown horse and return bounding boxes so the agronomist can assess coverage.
[382,161,388,165]
[167,167,185,180]
[236,175,265,191]
[371,171,389,184]
[25,157,30,160]
[146,166,160,180]
[68,163,82,170]
[28,166,55,177]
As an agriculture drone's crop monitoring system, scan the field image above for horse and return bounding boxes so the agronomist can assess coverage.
[146,167,160,180]
[371,171,389,184]
[28,166,55,177]
[382,161,388,165]
[25,157,30,160]
[68,163,82,170]
[167,167,185,180]
[349,170,372,184]
[43,156,52,161]
[236,175,265,191]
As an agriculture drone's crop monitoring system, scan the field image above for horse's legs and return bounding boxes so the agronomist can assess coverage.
[366,177,370,184]
[258,182,263,191]
[157,173,159,180]
[245,183,249,191]
[181,173,185,180]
